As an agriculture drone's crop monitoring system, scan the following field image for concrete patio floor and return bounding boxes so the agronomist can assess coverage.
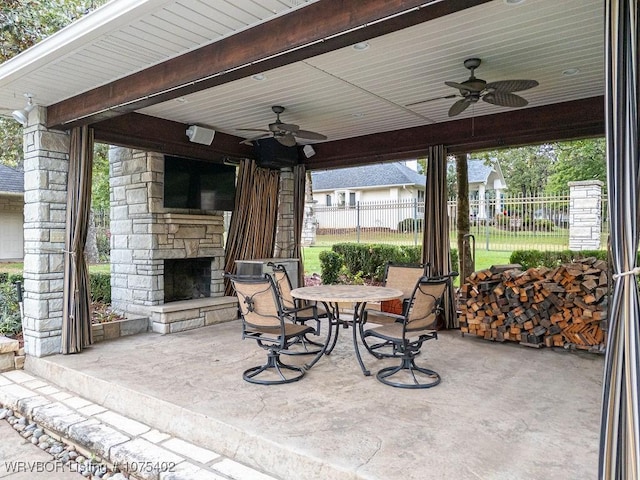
[25,321,604,480]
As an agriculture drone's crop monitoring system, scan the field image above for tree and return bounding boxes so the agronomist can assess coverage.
[546,138,606,194]
[0,0,108,169]
[476,144,555,196]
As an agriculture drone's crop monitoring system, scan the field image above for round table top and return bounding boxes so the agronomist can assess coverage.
[290,285,403,303]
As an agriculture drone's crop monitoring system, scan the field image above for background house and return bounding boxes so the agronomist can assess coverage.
[311,162,426,207]
[449,159,508,220]
[0,164,24,261]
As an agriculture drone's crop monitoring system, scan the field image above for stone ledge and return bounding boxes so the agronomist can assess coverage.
[0,336,21,373]
[148,297,238,334]
[92,315,149,344]
[148,297,235,314]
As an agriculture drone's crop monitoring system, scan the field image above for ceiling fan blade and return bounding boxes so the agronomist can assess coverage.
[485,79,539,93]
[483,91,529,108]
[239,133,271,145]
[445,80,482,93]
[406,94,459,107]
[237,128,270,133]
[295,129,327,141]
[448,99,471,117]
[276,134,297,147]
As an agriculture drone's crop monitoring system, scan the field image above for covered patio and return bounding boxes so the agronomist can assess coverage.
[23,321,602,480]
[2,0,639,478]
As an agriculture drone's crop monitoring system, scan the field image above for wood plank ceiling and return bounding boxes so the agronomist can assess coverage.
[0,0,604,169]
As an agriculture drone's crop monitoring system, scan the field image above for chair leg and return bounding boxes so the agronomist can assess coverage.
[376,356,441,389]
[243,350,306,385]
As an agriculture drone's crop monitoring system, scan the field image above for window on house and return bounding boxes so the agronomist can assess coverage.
[326,194,332,206]
[349,192,356,207]
[418,190,425,202]
[338,191,346,207]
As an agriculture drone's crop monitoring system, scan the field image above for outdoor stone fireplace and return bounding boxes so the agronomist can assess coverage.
[108,147,238,334]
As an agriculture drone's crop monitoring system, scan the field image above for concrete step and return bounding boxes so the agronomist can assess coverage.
[0,369,278,480]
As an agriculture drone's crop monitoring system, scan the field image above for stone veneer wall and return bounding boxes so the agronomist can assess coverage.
[273,168,296,258]
[109,147,226,317]
[22,107,69,357]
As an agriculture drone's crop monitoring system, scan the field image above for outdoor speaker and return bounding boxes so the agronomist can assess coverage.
[303,145,316,158]
[186,125,215,145]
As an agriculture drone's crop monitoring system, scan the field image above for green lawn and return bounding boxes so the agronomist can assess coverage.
[0,263,110,275]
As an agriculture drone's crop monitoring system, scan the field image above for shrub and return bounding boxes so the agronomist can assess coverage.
[397,218,423,233]
[450,248,459,274]
[331,243,423,281]
[90,273,111,303]
[319,250,342,285]
[0,281,21,336]
[534,219,555,232]
[510,249,608,270]
[321,243,458,284]
[96,228,111,262]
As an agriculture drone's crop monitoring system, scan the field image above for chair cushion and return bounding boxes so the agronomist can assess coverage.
[365,310,402,325]
[365,322,436,342]
[381,298,403,314]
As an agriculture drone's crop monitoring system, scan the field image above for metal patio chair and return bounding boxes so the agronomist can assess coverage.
[227,274,317,385]
[361,274,455,389]
[361,262,430,358]
[268,262,327,355]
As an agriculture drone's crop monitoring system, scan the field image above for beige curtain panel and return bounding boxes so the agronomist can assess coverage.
[293,164,306,287]
[599,1,640,478]
[61,126,94,354]
[422,144,457,329]
[224,159,280,295]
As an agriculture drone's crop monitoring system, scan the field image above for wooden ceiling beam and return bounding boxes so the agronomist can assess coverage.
[303,97,605,170]
[92,113,254,162]
[46,0,491,129]
[92,97,604,168]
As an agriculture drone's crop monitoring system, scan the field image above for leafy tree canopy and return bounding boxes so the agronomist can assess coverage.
[546,138,606,194]
[1,0,110,210]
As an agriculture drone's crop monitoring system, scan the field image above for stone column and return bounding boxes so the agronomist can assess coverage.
[273,168,295,258]
[109,147,163,316]
[22,106,69,357]
[569,180,603,250]
[301,174,316,246]
[478,183,487,220]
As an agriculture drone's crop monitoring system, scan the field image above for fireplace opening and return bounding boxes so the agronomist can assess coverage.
[164,258,213,302]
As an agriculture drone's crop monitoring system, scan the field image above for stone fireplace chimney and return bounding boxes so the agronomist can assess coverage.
[108,147,236,332]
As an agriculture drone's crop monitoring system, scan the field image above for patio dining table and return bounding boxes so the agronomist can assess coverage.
[290,285,403,376]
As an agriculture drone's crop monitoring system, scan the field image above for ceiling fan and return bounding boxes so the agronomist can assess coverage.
[407,58,539,117]
[238,105,327,147]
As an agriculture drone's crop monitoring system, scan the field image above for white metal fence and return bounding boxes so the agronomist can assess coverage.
[313,192,609,251]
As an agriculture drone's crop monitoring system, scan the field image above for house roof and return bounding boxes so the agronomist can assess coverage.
[0,165,24,194]
[311,163,424,191]
[467,159,494,184]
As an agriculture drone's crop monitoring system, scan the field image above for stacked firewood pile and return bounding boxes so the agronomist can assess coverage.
[458,258,609,352]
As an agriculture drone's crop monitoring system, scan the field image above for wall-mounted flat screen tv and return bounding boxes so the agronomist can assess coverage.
[164,156,236,211]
